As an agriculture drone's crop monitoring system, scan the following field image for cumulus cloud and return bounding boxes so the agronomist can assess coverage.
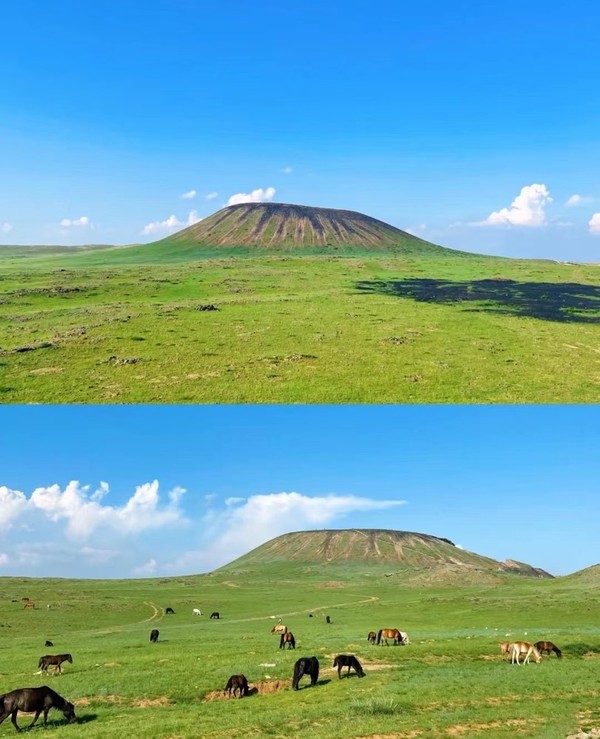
[0,480,187,538]
[60,216,90,228]
[174,491,407,573]
[133,558,158,576]
[142,210,201,235]
[226,187,276,206]
[205,192,218,201]
[1,222,13,233]
[566,194,593,207]
[181,189,197,200]
[589,213,600,235]
[474,184,552,227]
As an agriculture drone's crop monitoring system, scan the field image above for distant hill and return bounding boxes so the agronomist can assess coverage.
[218,529,553,584]
[152,202,460,256]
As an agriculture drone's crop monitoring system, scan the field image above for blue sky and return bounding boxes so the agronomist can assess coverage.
[0,405,597,579]
[1,0,600,259]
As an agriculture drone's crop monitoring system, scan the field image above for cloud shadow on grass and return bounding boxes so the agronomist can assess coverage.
[355,277,600,323]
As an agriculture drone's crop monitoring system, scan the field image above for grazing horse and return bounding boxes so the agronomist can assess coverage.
[333,655,365,679]
[292,657,319,690]
[224,674,249,698]
[38,654,73,675]
[165,607,175,614]
[23,601,35,610]
[534,640,562,658]
[279,631,296,649]
[271,624,287,634]
[0,686,76,731]
[499,641,512,659]
[376,628,409,646]
[150,629,159,643]
[367,631,377,644]
[210,612,220,619]
[192,608,201,616]
[44,640,54,648]
[510,642,541,665]
[326,615,331,624]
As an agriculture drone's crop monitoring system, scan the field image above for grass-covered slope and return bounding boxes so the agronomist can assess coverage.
[0,560,599,738]
[0,250,599,402]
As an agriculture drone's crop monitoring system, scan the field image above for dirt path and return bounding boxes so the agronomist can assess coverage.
[141,602,163,623]
[220,594,380,625]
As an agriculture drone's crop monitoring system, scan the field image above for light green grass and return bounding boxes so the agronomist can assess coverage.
[1,564,599,737]
[1,246,599,402]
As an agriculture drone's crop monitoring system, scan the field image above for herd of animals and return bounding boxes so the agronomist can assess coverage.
[0,603,564,732]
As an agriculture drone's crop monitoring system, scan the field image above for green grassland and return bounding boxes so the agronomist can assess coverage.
[1,244,599,402]
[1,563,600,738]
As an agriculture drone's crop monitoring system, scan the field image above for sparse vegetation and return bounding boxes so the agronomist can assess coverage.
[1,242,599,402]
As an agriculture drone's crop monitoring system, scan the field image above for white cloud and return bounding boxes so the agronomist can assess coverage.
[226,187,276,206]
[280,167,293,175]
[205,192,219,201]
[177,491,407,572]
[80,546,120,565]
[475,184,552,227]
[142,210,201,236]
[181,189,197,200]
[589,213,600,235]
[0,553,9,566]
[0,480,186,539]
[60,216,90,228]
[566,194,593,207]
[1,222,13,233]
[133,558,158,576]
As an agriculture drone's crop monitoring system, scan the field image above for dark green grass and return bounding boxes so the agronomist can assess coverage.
[1,565,599,737]
[1,245,599,402]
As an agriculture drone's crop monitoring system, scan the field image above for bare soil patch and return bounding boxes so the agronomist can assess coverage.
[203,679,288,702]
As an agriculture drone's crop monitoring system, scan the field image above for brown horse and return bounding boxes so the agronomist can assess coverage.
[510,642,541,665]
[38,654,73,675]
[499,641,512,659]
[23,601,35,610]
[224,674,249,698]
[376,628,409,646]
[0,686,76,731]
[279,631,296,649]
[367,631,377,644]
[534,640,562,658]
[271,624,287,634]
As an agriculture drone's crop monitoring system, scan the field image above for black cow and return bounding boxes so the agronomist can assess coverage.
[292,657,319,690]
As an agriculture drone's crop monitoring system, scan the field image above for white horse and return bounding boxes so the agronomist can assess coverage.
[192,608,202,616]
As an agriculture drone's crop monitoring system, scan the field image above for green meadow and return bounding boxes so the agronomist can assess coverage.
[1,563,599,738]
[1,244,599,403]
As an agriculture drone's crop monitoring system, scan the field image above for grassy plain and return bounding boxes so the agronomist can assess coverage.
[1,245,599,402]
[1,563,600,738]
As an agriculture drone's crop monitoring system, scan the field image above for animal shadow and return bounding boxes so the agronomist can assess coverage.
[355,277,600,323]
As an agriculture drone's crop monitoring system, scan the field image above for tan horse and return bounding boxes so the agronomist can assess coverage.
[23,601,35,610]
[510,641,541,665]
[499,641,512,659]
[271,624,287,634]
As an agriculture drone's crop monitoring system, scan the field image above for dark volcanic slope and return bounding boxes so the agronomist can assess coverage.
[161,202,451,253]
[218,529,553,582]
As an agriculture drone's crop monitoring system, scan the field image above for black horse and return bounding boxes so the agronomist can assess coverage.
[292,657,319,690]
[38,654,73,675]
[150,629,159,643]
[224,674,249,698]
[210,612,220,619]
[333,655,365,679]
[279,631,296,649]
[165,607,175,614]
[534,640,562,658]
[0,686,76,731]
[44,640,54,648]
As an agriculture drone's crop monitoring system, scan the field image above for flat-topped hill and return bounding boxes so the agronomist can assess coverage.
[218,529,553,583]
[154,202,457,255]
